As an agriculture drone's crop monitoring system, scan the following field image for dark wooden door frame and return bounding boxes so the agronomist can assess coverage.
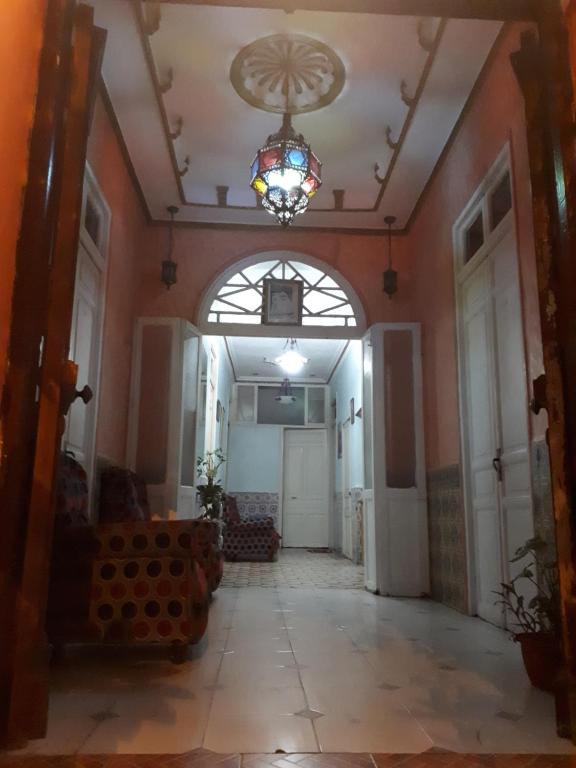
[512,11,576,739]
[0,0,105,747]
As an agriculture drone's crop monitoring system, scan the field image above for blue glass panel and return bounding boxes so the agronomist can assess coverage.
[250,157,259,181]
[286,148,307,168]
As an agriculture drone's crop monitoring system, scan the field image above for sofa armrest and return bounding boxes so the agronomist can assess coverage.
[92,519,220,559]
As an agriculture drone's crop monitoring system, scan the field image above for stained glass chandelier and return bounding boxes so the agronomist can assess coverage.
[250,113,322,227]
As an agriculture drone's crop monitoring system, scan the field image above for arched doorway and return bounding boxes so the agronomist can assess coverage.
[197,251,367,338]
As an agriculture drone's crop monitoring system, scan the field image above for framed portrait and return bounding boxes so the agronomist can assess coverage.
[337,422,343,459]
[350,397,355,425]
[216,399,222,423]
[262,278,303,326]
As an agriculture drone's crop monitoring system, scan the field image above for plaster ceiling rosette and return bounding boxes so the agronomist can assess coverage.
[230,33,346,115]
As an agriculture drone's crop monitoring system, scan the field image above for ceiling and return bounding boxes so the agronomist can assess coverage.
[91,1,502,231]
[224,336,349,382]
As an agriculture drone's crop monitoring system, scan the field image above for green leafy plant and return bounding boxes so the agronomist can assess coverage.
[196,450,226,519]
[494,536,560,637]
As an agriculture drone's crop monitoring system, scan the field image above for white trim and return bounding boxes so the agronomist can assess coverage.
[363,322,428,596]
[72,164,110,518]
[197,250,367,339]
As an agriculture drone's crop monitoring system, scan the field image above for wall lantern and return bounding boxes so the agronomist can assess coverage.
[383,215,398,300]
[161,205,179,290]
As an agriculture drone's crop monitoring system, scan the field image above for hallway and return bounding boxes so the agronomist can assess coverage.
[221,550,364,589]
[15,573,572,756]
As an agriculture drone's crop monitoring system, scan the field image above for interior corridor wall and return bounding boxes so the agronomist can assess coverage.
[407,22,549,612]
[136,227,413,330]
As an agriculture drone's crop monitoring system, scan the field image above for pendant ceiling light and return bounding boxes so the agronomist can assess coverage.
[383,215,398,300]
[250,113,322,227]
[275,338,309,375]
[161,205,178,290]
[275,378,297,405]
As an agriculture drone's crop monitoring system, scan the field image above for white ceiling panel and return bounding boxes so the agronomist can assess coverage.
[91,1,502,230]
[225,336,349,383]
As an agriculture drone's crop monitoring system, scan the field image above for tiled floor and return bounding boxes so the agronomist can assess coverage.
[8,552,574,756]
[221,550,364,589]
[3,752,576,768]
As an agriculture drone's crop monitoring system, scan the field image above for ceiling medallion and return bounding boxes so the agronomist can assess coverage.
[230,33,345,115]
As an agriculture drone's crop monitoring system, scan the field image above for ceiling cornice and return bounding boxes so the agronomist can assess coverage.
[156,0,539,23]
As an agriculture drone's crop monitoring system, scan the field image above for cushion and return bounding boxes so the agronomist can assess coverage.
[223,495,241,525]
[55,453,89,529]
[99,466,149,523]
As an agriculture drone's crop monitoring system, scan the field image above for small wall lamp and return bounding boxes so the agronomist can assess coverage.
[383,215,398,300]
[161,205,179,290]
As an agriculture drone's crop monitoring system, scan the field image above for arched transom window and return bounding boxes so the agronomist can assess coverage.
[207,258,359,328]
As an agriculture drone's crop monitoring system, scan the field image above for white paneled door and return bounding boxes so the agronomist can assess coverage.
[283,429,329,548]
[461,226,533,627]
[63,239,104,503]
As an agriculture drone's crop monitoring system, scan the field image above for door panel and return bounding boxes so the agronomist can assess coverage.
[64,242,101,475]
[463,266,503,626]
[492,230,534,583]
[283,429,329,548]
[461,224,534,628]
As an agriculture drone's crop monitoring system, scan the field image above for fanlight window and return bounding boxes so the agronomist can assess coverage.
[207,259,358,328]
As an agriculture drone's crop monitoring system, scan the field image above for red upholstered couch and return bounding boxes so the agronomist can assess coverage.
[223,495,281,562]
[47,455,220,662]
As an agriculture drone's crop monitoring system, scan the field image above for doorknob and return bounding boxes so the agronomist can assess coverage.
[61,361,93,417]
[492,449,503,482]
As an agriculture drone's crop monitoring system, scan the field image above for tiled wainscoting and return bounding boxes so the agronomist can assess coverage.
[427,442,556,615]
[227,493,279,526]
[426,465,468,613]
[351,488,364,565]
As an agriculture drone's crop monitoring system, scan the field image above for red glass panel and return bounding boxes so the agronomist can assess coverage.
[260,148,282,169]
[309,153,321,178]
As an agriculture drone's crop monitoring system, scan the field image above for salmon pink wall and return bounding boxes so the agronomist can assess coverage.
[87,93,146,466]
[0,1,47,400]
[408,23,545,472]
[136,227,413,329]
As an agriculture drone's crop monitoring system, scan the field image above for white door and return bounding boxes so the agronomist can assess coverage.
[283,429,329,548]
[461,227,533,626]
[342,422,353,559]
[63,239,104,500]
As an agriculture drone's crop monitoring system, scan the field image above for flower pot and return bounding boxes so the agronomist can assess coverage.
[516,632,562,692]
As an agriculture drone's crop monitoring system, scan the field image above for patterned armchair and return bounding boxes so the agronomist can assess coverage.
[222,495,281,562]
[47,455,214,662]
[98,466,224,593]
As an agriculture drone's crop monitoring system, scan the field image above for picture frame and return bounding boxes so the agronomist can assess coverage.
[216,399,222,423]
[337,422,343,459]
[350,397,355,425]
[262,278,303,326]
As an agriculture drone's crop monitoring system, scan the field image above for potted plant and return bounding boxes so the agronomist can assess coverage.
[494,536,562,692]
[196,449,226,521]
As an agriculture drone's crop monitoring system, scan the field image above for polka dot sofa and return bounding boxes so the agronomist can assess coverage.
[222,495,281,562]
[47,455,222,662]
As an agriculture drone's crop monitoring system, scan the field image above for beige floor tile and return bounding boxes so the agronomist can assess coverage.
[314,711,433,753]
[209,685,307,718]
[203,714,318,753]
